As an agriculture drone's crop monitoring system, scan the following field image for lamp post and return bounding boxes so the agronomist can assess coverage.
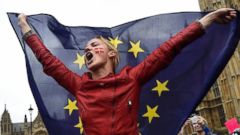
[28,105,33,135]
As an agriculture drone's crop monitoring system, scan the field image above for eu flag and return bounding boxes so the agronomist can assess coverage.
[8,12,240,135]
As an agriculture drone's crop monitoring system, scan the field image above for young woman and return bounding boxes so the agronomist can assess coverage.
[18,8,236,135]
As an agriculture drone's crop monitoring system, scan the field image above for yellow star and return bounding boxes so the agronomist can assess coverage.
[152,80,169,97]
[108,36,123,49]
[142,105,160,123]
[75,117,84,134]
[128,40,144,58]
[73,53,85,69]
[63,98,78,115]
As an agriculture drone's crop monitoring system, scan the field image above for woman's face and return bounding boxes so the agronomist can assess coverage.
[192,122,204,132]
[191,116,205,132]
[84,38,110,71]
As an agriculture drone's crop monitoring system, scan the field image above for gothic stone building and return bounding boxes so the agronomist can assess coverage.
[182,0,240,134]
[0,107,48,135]
[199,0,240,11]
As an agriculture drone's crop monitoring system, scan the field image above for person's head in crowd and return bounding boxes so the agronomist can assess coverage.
[190,115,208,134]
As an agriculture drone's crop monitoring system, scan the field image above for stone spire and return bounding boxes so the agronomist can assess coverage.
[24,115,27,123]
[1,104,12,135]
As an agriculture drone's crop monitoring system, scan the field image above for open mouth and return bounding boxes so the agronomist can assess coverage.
[85,52,94,64]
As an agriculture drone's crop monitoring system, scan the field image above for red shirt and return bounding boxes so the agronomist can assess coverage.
[25,22,204,135]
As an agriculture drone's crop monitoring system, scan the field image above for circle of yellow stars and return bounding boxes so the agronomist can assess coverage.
[68,36,171,132]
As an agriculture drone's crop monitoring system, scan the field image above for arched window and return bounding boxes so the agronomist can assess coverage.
[8,124,10,132]
[4,125,6,132]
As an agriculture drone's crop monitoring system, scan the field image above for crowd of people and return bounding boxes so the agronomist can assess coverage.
[178,115,240,135]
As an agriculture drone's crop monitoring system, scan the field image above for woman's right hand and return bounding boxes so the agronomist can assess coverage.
[18,13,32,34]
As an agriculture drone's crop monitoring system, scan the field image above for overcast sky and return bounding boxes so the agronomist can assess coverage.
[0,0,200,123]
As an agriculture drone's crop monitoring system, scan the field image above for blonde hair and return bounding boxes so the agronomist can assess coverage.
[95,36,120,69]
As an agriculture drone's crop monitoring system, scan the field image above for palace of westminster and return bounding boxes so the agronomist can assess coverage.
[1,0,240,135]
[1,106,48,135]
[184,0,240,134]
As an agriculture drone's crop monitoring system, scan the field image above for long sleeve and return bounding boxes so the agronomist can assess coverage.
[25,34,82,96]
[129,21,205,85]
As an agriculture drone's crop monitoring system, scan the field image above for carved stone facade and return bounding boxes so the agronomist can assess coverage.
[185,1,240,134]
[199,0,240,11]
[0,106,48,135]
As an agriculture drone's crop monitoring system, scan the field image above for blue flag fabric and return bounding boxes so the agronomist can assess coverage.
[8,12,240,135]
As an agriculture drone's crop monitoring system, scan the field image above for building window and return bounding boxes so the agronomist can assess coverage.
[217,106,226,127]
[213,1,222,9]
[4,125,6,132]
[215,98,222,105]
[212,82,220,97]
[213,3,217,9]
